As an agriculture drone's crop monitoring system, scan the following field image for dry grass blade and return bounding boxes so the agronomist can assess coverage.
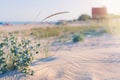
[42,11,69,21]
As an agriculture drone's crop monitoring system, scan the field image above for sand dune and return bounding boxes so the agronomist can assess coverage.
[0,24,54,32]
[0,34,120,80]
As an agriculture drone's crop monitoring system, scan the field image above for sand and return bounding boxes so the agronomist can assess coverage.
[0,24,54,32]
[0,26,120,80]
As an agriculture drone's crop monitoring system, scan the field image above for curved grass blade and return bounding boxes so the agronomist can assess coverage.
[42,11,69,21]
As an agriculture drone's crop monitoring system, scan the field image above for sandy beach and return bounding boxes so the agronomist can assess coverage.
[0,24,55,32]
[0,0,120,80]
[0,25,120,80]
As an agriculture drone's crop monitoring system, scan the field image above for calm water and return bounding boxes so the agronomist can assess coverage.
[0,21,40,26]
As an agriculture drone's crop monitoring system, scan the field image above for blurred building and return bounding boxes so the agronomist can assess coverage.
[92,7,107,19]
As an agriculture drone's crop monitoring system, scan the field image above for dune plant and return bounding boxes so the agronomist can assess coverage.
[0,44,8,74]
[0,33,40,75]
[72,33,84,42]
[38,31,51,59]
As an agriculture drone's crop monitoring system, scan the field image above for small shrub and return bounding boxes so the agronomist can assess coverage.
[0,47,8,74]
[72,33,84,42]
[0,33,40,75]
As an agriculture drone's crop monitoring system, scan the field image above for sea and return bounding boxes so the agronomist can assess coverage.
[0,21,56,26]
[0,21,40,25]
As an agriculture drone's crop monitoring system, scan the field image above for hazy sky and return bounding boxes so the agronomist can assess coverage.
[0,0,120,21]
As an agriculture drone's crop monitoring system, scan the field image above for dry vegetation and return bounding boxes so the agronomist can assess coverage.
[10,25,109,39]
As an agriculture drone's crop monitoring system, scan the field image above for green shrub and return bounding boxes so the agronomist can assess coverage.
[72,33,84,42]
[0,33,40,75]
[0,47,8,74]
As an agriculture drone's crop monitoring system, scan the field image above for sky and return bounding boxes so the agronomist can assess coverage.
[0,0,120,22]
